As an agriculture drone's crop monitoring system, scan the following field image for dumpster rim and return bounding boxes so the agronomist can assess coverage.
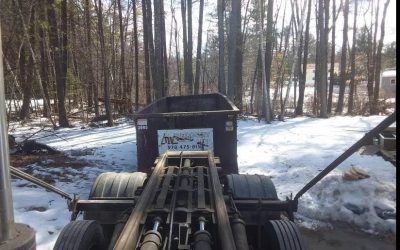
[133,93,240,119]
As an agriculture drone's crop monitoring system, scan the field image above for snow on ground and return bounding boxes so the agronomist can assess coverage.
[8,115,396,249]
[237,116,396,234]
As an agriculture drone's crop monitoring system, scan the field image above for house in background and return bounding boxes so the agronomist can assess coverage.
[305,63,340,86]
[379,69,396,99]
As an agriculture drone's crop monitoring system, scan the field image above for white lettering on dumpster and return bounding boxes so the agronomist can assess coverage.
[137,119,148,130]
[157,128,213,154]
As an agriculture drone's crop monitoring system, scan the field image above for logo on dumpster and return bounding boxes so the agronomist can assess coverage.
[157,128,213,154]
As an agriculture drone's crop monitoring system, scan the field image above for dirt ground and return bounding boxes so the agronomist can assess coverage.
[300,222,396,250]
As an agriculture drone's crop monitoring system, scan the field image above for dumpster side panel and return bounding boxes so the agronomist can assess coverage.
[136,117,168,172]
[210,113,238,174]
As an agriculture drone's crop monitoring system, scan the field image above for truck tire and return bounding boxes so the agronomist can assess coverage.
[53,220,106,250]
[88,172,147,198]
[84,172,147,224]
[263,220,306,250]
[223,174,278,200]
[224,174,280,221]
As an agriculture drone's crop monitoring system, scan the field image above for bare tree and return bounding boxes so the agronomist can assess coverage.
[85,0,98,115]
[19,6,34,121]
[194,0,204,95]
[154,0,165,99]
[117,0,128,108]
[16,1,56,127]
[327,0,341,113]
[372,0,390,114]
[181,0,188,90]
[217,0,226,94]
[133,0,139,110]
[142,0,152,104]
[264,0,274,120]
[173,11,182,95]
[146,0,157,100]
[47,0,70,127]
[316,0,329,118]
[227,0,241,103]
[161,1,169,96]
[38,1,51,118]
[347,0,358,114]
[295,0,312,115]
[282,0,307,118]
[96,0,113,126]
[336,0,349,114]
[367,0,379,114]
[187,0,193,93]
[257,0,271,122]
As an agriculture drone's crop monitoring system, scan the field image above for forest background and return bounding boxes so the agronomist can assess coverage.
[0,0,396,127]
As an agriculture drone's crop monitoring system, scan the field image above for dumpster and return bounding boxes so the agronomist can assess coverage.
[133,93,240,174]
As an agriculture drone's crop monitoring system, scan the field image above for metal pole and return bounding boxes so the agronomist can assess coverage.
[0,21,15,243]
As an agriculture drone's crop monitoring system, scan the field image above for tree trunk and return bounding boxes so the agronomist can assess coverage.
[257,0,270,122]
[181,0,188,90]
[141,0,152,104]
[97,0,113,126]
[153,0,165,99]
[22,7,36,120]
[117,0,127,109]
[347,0,358,114]
[335,0,349,114]
[38,3,50,118]
[366,1,375,114]
[161,0,169,96]
[217,0,226,94]
[19,44,30,121]
[187,0,193,93]
[48,0,69,127]
[372,0,390,114]
[295,0,311,116]
[368,0,380,113]
[202,31,210,94]
[250,50,260,114]
[174,14,182,95]
[317,0,328,118]
[84,0,93,111]
[146,0,157,100]
[255,47,263,117]
[264,0,274,120]
[59,0,69,126]
[227,0,241,101]
[327,0,337,113]
[194,0,204,95]
[234,32,243,110]
[133,0,139,110]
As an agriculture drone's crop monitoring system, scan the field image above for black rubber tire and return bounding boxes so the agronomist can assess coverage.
[84,172,147,224]
[223,174,278,200]
[263,220,306,250]
[88,172,147,198]
[53,220,106,250]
